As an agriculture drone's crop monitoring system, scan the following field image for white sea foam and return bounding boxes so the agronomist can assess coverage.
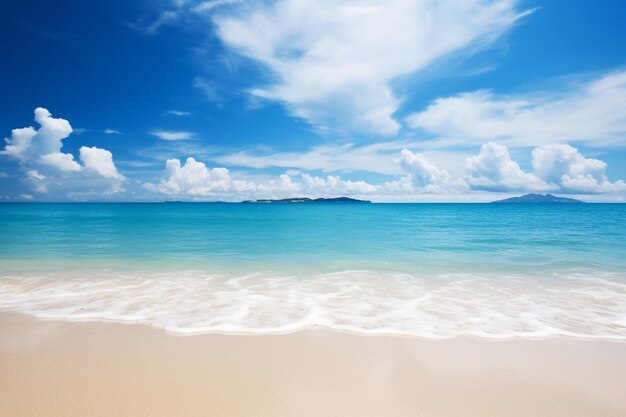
[0,268,625,340]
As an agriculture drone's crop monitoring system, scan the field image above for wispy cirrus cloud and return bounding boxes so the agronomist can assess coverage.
[192,0,241,14]
[193,77,220,101]
[128,0,240,35]
[406,70,626,148]
[214,0,531,136]
[213,142,409,175]
[149,130,195,141]
[127,10,180,36]
[164,110,192,116]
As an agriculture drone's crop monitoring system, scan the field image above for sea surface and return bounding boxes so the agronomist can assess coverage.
[1,202,625,339]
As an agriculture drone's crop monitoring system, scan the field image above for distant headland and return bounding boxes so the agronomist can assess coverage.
[242,197,371,204]
[491,194,584,204]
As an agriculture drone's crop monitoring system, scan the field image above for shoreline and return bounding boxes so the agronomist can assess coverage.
[2,266,625,341]
[4,310,626,342]
[1,312,625,416]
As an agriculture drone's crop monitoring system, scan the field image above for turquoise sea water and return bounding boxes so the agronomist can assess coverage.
[1,203,625,338]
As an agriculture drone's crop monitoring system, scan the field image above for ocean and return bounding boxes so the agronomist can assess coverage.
[1,202,625,339]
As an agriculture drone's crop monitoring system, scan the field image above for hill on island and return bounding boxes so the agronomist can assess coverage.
[491,194,584,203]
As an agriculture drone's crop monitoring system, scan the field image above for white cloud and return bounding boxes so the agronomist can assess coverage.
[212,140,479,181]
[130,0,240,35]
[465,142,547,192]
[278,173,300,193]
[2,108,77,170]
[144,157,235,196]
[397,149,451,192]
[406,70,626,147]
[26,170,46,180]
[40,152,82,172]
[193,77,220,101]
[215,0,527,135]
[165,110,192,116]
[137,143,626,201]
[462,142,625,194]
[1,107,125,196]
[2,127,36,162]
[79,146,125,181]
[532,144,626,193]
[26,170,48,194]
[144,152,470,201]
[150,130,195,141]
[192,0,241,14]
[144,156,384,199]
[129,10,180,35]
[214,142,411,175]
[301,173,378,194]
[104,129,122,135]
[212,141,626,197]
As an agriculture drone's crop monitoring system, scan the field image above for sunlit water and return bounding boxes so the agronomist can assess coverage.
[1,203,625,339]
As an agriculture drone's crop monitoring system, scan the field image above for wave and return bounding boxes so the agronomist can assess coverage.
[1,268,625,340]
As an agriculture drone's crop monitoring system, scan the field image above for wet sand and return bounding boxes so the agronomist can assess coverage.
[0,312,624,417]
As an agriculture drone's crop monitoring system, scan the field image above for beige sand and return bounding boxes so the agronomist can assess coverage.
[0,312,624,417]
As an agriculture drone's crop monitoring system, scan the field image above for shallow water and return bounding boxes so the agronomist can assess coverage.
[1,203,625,338]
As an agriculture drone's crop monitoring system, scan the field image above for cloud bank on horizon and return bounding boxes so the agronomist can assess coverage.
[3,106,623,201]
[1,0,626,202]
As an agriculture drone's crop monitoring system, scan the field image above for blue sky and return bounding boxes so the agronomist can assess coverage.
[1,0,625,201]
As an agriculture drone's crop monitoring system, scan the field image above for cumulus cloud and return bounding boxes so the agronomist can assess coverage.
[207,141,626,198]
[144,156,384,199]
[463,142,625,194]
[128,10,180,35]
[2,107,80,170]
[145,151,477,201]
[79,146,125,181]
[215,0,527,135]
[406,70,626,147]
[150,130,195,141]
[1,108,125,196]
[1,127,36,161]
[465,142,547,191]
[397,149,452,192]
[26,170,46,180]
[25,170,48,193]
[277,173,300,193]
[301,173,378,195]
[532,144,625,193]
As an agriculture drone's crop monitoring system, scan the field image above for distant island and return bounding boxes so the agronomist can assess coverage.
[492,193,584,204]
[242,197,371,204]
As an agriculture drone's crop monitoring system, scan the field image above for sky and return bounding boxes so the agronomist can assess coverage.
[1,0,626,202]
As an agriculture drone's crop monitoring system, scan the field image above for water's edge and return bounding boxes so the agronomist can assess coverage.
[2,267,624,341]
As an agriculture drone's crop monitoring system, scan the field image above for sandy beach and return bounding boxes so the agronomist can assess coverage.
[0,312,624,417]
